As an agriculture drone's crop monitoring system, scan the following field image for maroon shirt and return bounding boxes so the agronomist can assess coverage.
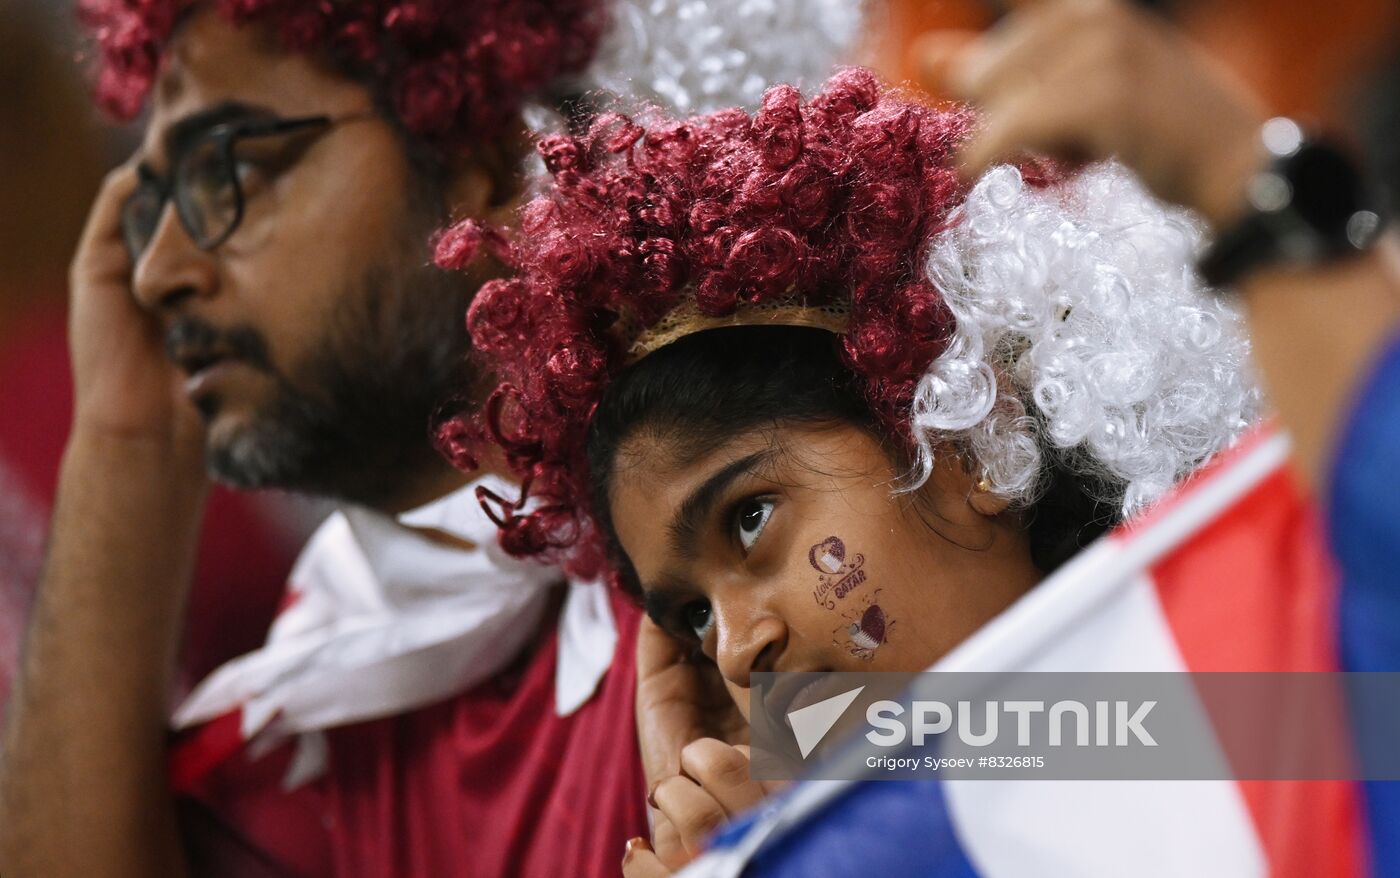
[174,592,649,878]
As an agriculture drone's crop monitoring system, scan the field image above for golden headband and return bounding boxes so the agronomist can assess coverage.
[625,297,851,365]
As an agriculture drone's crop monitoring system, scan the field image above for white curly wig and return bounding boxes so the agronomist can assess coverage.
[522,0,866,135]
[913,162,1260,515]
[582,0,865,114]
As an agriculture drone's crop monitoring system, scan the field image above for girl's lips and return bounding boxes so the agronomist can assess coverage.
[767,672,839,726]
[786,676,835,718]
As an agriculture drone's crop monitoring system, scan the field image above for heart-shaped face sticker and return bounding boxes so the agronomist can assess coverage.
[809,536,846,574]
[858,604,886,645]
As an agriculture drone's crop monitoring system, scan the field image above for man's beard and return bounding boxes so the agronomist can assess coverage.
[172,255,477,509]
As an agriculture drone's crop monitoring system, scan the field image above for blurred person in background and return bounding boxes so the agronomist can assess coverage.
[874,0,1395,123]
[914,0,1400,872]
[0,1,865,877]
[0,0,298,713]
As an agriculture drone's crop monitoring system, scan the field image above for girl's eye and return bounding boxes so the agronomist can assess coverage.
[735,498,774,554]
[683,599,715,641]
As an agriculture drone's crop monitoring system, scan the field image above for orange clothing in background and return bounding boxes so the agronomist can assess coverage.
[879,0,1397,124]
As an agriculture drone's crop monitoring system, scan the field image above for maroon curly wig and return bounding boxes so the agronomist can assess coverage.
[436,69,998,580]
[77,0,606,147]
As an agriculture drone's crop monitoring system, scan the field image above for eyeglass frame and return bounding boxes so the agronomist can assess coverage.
[120,111,377,261]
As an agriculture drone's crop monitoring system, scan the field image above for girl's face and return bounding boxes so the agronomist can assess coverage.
[609,422,1043,716]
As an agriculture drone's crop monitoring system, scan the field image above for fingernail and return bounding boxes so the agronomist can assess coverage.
[646,779,663,809]
[623,836,651,863]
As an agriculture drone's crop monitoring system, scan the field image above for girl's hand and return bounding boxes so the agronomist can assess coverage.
[648,740,772,867]
[622,836,671,878]
[635,618,751,867]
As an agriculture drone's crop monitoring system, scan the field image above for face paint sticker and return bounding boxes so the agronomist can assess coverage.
[809,536,867,609]
[833,588,893,661]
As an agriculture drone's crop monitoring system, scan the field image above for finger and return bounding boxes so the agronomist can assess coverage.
[650,775,727,860]
[76,163,140,261]
[70,163,143,301]
[956,77,1115,181]
[730,745,785,796]
[636,673,701,783]
[623,837,674,878]
[950,3,1083,102]
[958,96,1038,182]
[636,616,687,679]
[910,30,979,98]
[636,617,694,780]
[678,738,767,818]
[648,815,690,872]
[636,617,716,782]
[1000,0,1109,12]
[720,743,787,795]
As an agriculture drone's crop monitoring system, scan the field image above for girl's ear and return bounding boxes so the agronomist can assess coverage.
[968,479,1013,517]
[925,447,1013,520]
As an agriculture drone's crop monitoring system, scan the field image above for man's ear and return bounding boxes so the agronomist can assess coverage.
[443,163,493,220]
[442,127,531,223]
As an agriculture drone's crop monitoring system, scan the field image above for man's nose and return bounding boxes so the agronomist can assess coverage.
[131,206,219,312]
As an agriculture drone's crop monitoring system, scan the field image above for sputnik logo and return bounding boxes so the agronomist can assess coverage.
[787,686,865,758]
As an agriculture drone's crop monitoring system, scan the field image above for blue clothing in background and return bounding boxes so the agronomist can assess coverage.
[1330,330,1400,876]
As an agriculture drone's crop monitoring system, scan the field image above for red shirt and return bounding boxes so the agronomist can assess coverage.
[177,592,648,878]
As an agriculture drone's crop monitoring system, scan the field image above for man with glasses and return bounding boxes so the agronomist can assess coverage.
[0,0,296,743]
[0,2,862,876]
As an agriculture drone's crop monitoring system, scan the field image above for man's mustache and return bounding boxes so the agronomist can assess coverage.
[164,317,275,373]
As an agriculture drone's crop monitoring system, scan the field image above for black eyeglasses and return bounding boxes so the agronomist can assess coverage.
[120,113,369,260]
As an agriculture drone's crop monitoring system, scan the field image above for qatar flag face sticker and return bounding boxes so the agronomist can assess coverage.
[810,536,846,574]
[809,536,868,609]
[834,588,893,661]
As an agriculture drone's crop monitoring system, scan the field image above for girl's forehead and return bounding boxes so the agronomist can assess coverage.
[609,425,901,554]
[615,426,774,480]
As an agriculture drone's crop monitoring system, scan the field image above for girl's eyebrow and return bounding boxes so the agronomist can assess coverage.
[666,448,775,561]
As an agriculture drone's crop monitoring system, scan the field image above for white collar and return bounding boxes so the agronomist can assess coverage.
[173,475,618,786]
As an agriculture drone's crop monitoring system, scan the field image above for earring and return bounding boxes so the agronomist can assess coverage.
[975,476,992,493]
